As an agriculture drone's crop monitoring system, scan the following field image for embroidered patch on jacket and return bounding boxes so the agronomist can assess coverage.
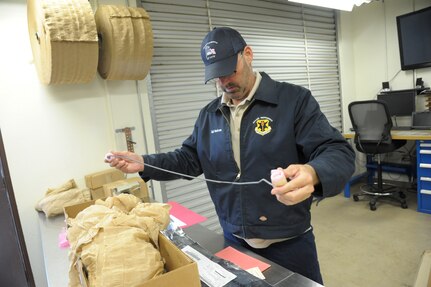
[253,117,273,136]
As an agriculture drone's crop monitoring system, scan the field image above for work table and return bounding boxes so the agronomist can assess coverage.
[38,213,323,287]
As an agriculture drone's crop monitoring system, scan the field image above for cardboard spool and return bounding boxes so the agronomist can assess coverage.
[95,5,153,80]
[27,0,98,84]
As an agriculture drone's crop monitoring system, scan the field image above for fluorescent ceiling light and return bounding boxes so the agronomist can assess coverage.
[288,0,372,11]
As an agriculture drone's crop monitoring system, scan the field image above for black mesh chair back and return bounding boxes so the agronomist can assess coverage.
[349,100,400,154]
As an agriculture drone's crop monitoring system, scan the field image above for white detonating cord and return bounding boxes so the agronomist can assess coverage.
[106,153,274,187]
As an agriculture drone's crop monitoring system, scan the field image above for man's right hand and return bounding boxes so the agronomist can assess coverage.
[105,151,144,174]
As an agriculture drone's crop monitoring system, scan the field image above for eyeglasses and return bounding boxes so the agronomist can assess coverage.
[208,70,237,84]
[208,52,243,84]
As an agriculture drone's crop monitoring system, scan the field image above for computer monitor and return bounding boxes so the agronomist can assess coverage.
[377,89,416,117]
[396,6,431,71]
[412,111,431,129]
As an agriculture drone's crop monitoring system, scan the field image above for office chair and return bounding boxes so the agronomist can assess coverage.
[348,100,408,211]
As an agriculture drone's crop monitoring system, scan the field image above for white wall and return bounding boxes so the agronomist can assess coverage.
[339,0,431,131]
[0,1,155,286]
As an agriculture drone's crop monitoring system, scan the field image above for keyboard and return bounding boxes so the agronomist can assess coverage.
[411,126,431,130]
[392,126,412,130]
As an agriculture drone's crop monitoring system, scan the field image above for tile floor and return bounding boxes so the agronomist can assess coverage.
[311,183,431,287]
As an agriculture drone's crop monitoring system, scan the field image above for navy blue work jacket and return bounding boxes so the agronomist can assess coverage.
[141,72,355,239]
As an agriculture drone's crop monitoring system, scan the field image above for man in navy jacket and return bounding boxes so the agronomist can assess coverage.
[108,27,355,284]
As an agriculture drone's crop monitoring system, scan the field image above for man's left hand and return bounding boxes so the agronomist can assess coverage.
[270,164,319,205]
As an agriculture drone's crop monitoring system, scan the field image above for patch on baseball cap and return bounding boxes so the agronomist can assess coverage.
[201,27,246,84]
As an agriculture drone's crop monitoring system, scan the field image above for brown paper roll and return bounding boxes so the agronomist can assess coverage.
[95,5,153,80]
[27,0,98,84]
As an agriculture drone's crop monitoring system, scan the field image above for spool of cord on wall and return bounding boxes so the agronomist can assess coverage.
[95,5,153,80]
[27,0,98,84]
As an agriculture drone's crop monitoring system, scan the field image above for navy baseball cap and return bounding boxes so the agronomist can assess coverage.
[201,27,247,84]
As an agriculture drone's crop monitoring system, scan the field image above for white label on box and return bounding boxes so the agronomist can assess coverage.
[182,245,236,287]
[170,215,186,227]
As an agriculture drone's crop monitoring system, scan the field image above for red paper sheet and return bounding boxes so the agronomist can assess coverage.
[215,246,271,272]
[167,201,207,228]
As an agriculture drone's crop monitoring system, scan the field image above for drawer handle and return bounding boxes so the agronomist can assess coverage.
[420,177,431,182]
[420,150,431,154]
[420,163,431,168]
[421,189,431,195]
[420,143,431,148]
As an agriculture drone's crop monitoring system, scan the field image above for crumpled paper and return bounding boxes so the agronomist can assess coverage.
[67,194,171,287]
[35,179,91,217]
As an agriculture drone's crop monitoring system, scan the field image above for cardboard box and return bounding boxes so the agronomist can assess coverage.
[90,187,105,200]
[84,168,125,189]
[63,199,200,287]
[84,168,125,200]
[414,250,431,287]
[102,177,149,201]
[142,234,200,287]
[64,200,96,221]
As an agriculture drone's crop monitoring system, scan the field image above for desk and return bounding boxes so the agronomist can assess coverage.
[343,129,431,214]
[38,213,322,287]
[344,130,431,141]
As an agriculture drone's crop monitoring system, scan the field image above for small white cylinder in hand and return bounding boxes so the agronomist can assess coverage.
[271,168,287,187]
[105,152,114,162]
